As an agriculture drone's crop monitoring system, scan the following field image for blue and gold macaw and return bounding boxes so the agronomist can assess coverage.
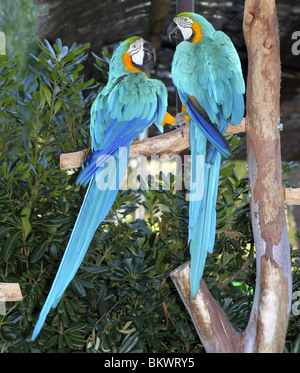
[32,36,175,340]
[167,13,245,298]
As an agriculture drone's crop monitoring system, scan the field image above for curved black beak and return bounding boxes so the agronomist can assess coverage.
[167,20,184,45]
[143,40,156,65]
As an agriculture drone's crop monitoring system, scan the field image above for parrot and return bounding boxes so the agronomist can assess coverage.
[167,12,245,298]
[32,36,175,340]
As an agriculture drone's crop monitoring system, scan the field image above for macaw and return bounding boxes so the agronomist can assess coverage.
[32,36,175,340]
[167,13,245,298]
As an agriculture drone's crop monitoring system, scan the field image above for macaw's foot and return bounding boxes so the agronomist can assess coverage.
[174,111,190,137]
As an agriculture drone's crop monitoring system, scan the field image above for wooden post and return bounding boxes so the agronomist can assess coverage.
[149,0,172,50]
[242,0,292,352]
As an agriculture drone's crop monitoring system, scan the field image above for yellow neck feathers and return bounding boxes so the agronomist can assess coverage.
[123,52,147,77]
[192,23,203,44]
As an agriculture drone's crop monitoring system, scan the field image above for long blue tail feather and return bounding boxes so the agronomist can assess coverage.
[188,120,224,299]
[31,147,129,341]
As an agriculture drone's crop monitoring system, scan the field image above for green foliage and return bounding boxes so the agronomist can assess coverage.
[0,37,299,353]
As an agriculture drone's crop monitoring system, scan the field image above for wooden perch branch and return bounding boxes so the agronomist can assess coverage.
[284,188,300,205]
[0,283,23,302]
[59,116,300,206]
[59,118,247,170]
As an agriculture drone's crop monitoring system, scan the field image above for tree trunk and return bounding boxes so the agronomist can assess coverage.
[171,263,243,353]
[242,0,292,352]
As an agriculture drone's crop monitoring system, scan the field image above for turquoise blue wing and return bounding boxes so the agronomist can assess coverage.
[188,114,229,298]
[31,156,127,341]
[177,90,231,159]
[91,74,167,149]
[77,74,168,186]
[172,30,245,131]
[212,31,245,126]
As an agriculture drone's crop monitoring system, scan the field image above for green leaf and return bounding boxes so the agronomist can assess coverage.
[119,332,139,353]
[29,240,48,263]
[21,207,32,239]
[58,46,68,61]
[63,334,73,349]
[43,39,56,60]
[0,225,13,238]
[2,231,20,261]
[40,82,52,106]
[70,277,86,297]
[53,100,62,114]
[43,335,58,349]
[64,323,87,334]
[1,161,8,176]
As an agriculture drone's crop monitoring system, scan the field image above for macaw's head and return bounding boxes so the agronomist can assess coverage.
[167,12,215,45]
[110,36,156,77]
[125,36,156,67]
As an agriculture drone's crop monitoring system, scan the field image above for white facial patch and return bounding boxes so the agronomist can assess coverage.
[174,16,193,40]
[128,38,144,66]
